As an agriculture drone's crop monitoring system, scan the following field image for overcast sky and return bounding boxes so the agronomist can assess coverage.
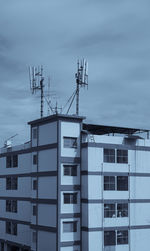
[1,0,150,146]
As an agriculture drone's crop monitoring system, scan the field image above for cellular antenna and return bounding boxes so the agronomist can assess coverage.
[75,59,88,115]
[29,65,44,117]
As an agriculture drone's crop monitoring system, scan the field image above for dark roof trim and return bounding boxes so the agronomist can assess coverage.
[28,114,85,126]
[83,123,149,135]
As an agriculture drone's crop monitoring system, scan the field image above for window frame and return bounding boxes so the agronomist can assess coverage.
[32,128,37,139]
[104,204,116,218]
[104,149,115,163]
[117,176,128,191]
[6,177,18,190]
[63,221,77,233]
[6,221,17,235]
[117,149,128,164]
[33,154,38,165]
[6,155,18,168]
[63,165,77,176]
[104,230,116,246]
[63,137,77,148]
[103,148,128,164]
[104,176,128,191]
[6,200,17,213]
[104,176,115,191]
[33,179,37,190]
[117,230,128,245]
[63,193,77,204]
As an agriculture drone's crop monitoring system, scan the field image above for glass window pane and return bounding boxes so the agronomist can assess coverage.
[117,150,128,164]
[104,204,116,218]
[63,137,77,148]
[117,176,128,191]
[104,231,116,246]
[117,203,128,217]
[117,230,128,245]
[6,156,12,168]
[104,149,115,163]
[104,176,115,190]
[13,155,18,167]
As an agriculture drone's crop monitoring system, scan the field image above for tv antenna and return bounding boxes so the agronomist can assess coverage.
[4,134,18,148]
[75,59,88,115]
[29,65,44,117]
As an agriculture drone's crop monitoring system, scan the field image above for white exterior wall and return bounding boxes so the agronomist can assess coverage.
[130,229,150,251]
[61,121,80,157]
[81,134,150,251]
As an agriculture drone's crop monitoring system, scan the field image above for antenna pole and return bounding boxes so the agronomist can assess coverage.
[75,59,88,115]
[40,77,44,117]
[29,65,45,118]
[76,83,79,115]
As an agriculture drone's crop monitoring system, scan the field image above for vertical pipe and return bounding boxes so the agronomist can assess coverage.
[76,82,79,115]
[40,79,44,118]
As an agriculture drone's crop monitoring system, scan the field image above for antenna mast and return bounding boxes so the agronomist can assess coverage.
[29,65,44,117]
[75,59,88,115]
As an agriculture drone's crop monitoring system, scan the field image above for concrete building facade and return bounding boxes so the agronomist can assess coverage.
[0,114,150,251]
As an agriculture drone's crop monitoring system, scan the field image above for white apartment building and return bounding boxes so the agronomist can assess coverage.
[0,114,150,251]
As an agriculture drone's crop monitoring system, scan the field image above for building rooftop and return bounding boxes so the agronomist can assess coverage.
[83,123,150,136]
[28,114,85,126]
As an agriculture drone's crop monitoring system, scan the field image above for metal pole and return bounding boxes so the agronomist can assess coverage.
[76,81,79,115]
[40,79,44,117]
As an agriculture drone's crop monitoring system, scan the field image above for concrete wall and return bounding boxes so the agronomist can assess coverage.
[61,121,80,158]
[38,231,56,251]
[38,121,57,145]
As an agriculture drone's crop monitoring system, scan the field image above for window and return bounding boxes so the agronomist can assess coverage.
[32,231,37,242]
[6,200,17,213]
[104,176,115,190]
[6,177,18,190]
[117,176,128,191]
[63,137,77,148]
[6,221,17,235]
[63,221,77,233]
[63,193,77,204]
[117,150,128,164]
[104,176,128,191]
[33,179,37,190]
[104,203,128,218]
[33,128,37,139]
[6,155,18,168]
[63,165,77,176]
[104,230,128,246]
[33,205,37,216]
[103,148,128,164]
[33,154,38,165]
[104,231,116,246]
[1,242,4,251]
[117,203,128,217]
[104,204,115,218]
[104,149,115,163]
[117,230,128,245]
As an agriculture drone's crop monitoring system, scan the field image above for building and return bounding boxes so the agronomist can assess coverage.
[0,113,150,251]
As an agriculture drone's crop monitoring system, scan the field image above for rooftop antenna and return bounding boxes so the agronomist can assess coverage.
[75,59,88,115]
[47,76,50,115]
[29,65,44,118]
[4,134,18,148]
